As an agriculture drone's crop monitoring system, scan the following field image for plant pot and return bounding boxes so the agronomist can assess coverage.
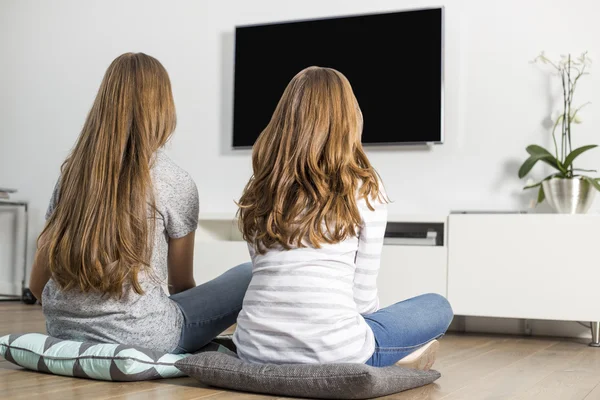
[542,178,596,214]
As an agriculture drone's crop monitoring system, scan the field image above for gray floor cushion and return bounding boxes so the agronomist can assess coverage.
[175,351,440,399]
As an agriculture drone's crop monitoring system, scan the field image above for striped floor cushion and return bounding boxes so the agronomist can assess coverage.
[0,333,231,381]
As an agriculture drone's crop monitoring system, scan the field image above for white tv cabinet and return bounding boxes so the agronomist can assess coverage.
[193,212,600,346]
[447,213,600,346]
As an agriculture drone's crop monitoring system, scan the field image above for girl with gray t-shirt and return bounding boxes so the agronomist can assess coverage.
[29,53,251,353]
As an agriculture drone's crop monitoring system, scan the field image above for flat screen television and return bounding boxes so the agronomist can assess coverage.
[233,7,444,148]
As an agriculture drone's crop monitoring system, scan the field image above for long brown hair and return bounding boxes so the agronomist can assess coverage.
[237,66,385,253]
[40,53,176,296]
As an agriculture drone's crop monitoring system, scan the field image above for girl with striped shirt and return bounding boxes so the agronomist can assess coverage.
[233,66,453,368]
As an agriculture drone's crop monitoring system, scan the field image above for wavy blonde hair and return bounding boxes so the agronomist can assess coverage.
[237,66,386,253]
[40,53,176,297]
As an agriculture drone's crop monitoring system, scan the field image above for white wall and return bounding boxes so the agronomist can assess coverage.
[1,0,600,292]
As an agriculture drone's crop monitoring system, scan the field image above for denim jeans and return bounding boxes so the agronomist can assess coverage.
[170,262,253,354]
[364,293,454,367]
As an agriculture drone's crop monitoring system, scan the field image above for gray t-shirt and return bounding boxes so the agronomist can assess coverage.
[42,151,198,353]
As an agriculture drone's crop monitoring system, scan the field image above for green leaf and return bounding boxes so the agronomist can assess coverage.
[526,145,554,157]
[564,145,598,169]
[573,168,597,173]
[523,173,560,190]
[584,176,600,192]
[525,145,566,173]
[518,154,560,178]
[524,181,541,190]
[537,186,545,204]
[542,157,566,173]
[519,156,539,179]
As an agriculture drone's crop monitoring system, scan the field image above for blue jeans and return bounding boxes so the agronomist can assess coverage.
[364,293,454,367]
[169,262,253,354]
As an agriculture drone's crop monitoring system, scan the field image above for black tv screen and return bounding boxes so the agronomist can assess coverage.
[233,8,444,148]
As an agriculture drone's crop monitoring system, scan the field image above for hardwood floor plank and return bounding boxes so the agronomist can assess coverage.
[507,345,600,400]
[1,370,101,399]
[393,337,557,399]
[583,382,600,399]
[443,341,585,400]
[512,370,600,400]
[434,335,511,370]
[382,336,511,400]
[210,392,279,400]
[7,380,104,400]
[567,346,600,372]
[100,378,223,400]
[0,304,46,336]
[0,360,21,370]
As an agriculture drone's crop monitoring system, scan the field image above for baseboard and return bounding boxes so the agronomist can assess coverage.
[449,315,592,340]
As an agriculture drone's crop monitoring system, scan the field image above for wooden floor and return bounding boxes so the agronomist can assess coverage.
[2,303,600,400]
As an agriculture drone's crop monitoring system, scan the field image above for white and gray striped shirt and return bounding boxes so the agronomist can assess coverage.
[233,196,387,364]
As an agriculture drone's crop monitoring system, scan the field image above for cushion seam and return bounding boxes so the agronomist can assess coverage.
[1,343,181,366]
[177,363,375,379]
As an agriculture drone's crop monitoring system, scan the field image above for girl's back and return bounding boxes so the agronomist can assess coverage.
[43,152,198,352]
[235,197,386,364]
[233,66,388,364]
[30,53,199,353]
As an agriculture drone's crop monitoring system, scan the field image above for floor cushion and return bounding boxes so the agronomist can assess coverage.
[0,333,230,381]
[175,351,441,399]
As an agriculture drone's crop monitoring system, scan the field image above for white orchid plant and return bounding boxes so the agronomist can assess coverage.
[519,51,600,203]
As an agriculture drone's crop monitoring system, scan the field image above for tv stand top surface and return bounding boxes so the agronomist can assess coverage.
[198,212,448,224]
[198,211,600,224]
